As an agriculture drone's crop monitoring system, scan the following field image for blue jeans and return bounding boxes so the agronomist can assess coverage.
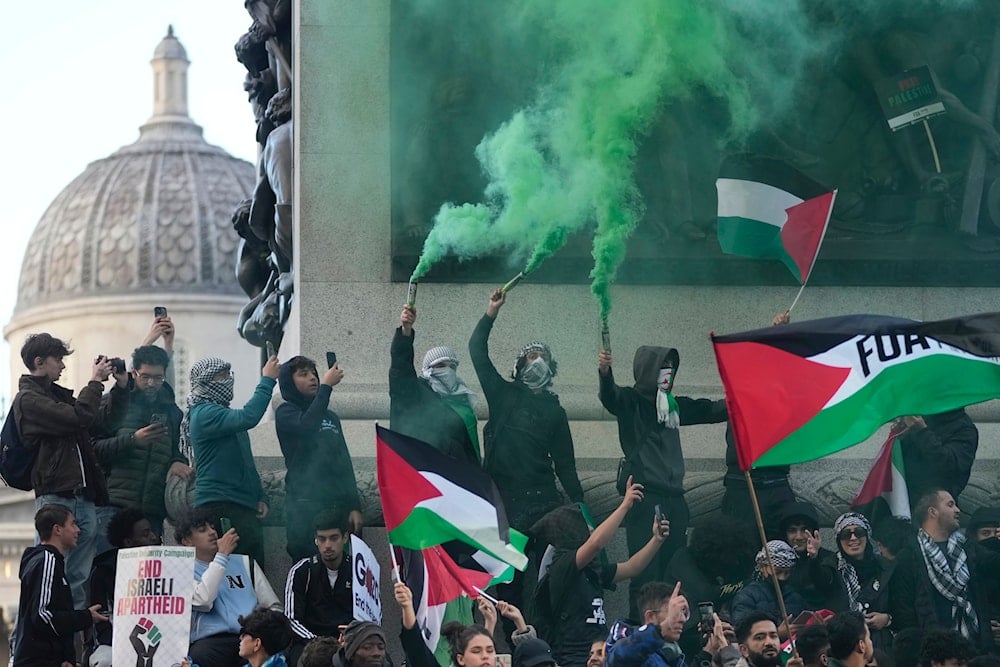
[35,494,97,609]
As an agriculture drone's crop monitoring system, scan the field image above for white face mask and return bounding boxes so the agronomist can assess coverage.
[428,366,459,393]
[520,357,553,390]
[657,367,675,393]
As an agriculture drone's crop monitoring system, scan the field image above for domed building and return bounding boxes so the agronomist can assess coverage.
[4,27,260,405]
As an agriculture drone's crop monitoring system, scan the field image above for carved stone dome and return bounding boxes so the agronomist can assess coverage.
[14,28,254,314]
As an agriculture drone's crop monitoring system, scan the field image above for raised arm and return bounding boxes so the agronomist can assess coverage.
[468,289,509,397]
[576,477,643,568]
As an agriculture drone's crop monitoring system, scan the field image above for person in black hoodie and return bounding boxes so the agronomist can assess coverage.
[598,345,727,618]
[13,504,108,667]
[276,356,362,560]
[470,288,585,629]
[390,304,480,465]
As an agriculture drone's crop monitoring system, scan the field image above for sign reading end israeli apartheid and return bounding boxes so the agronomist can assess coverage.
[351,535,382,624]
[876,65,946,131]
[113,546,195,667]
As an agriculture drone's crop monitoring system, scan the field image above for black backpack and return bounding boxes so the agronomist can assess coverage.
[0,403,34,491]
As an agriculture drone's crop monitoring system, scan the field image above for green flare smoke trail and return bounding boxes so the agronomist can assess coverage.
[410,1,756,318]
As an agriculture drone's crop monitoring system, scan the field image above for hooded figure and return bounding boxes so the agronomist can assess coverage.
[276,357,362,561]
[598,344,727,619]
[390,308,480,465]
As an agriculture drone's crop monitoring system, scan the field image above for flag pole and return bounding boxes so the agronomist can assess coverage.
[744,469,799,656]
[388,541,402,584]
[787,189,837,315]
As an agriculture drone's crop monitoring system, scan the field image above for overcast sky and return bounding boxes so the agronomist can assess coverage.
[1,3,258,399]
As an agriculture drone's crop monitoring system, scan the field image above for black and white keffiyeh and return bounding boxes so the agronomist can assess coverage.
[179,357,234,465]
[835,512,871,612]
[755,540,798,572]
[916,528,979,639]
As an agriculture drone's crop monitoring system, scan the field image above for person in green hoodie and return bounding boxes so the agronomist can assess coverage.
[181,354,279,569]
[598,344,727,618]
[276,355,362,560]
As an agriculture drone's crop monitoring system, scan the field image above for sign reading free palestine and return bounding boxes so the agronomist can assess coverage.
[113,546,195,667]
[876,65,946,131]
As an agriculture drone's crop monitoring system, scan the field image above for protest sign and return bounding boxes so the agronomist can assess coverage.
[351,535,382,623]
[113,546,195,667]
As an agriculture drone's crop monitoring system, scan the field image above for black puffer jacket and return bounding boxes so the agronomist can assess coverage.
[275,362,361,510]
[389,327,479,465]
[469,315,583,508]
[599,346,727,495]
[899,408,978,503]
[95,383,184,516]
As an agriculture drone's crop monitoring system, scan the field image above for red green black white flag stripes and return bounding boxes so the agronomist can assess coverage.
[851,424,911,519]
[711,312,1000,470]
[716,154,835,285]
[375,424,528,570]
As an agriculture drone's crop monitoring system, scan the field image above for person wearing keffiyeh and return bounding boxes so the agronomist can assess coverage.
[810,513,895,650]
[730,541,806,632]
[889,489,1000,652]
[389,304,481,466]
[184,354,280,569]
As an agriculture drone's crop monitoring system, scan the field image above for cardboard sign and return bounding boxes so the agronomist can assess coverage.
[113,546,195,667]
[876,65,946,131]
[351,535,382,624]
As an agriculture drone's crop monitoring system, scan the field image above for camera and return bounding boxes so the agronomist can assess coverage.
[95,356,126,374]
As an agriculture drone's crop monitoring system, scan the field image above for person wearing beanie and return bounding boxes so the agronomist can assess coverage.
[275,354,362,560]
[470,288,586,633]
[598,342,727,619]
[390,303,480,465]
[731,541,806,633]
[966,506,1000,550]
[810,513,895,649]
[334,620,388,667]
[778,501,836,609]
[513,638,556,667]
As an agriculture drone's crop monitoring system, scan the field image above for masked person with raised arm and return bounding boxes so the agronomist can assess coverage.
[469,287,585,626]
[598,345,727,618]
[390,304,480,465]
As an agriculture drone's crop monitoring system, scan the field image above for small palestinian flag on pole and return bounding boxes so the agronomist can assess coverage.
[396,536,527,660]
[712,312,1000,470]
[852,424,911,519]
[717,155,836,308]
[376,424,528,570]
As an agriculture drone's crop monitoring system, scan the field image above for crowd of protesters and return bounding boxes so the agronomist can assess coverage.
[7,291,1000,667]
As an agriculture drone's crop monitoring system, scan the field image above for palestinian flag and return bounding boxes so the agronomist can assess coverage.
[712,312,1000,470]
[397,540,526,661]
[716,154,835,284]
[376,424,528,570]
[852,424,911,519]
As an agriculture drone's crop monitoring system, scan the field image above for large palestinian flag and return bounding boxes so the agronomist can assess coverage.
[712,312,1000,470]
[717,154,835,284]
[376,424,528,570]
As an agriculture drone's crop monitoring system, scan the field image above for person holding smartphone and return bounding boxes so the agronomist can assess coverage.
[95,342,189,541]
[275,354,363,560]
[181,353,279,569]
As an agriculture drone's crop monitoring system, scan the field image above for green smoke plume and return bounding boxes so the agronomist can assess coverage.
[407,0,822,318]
